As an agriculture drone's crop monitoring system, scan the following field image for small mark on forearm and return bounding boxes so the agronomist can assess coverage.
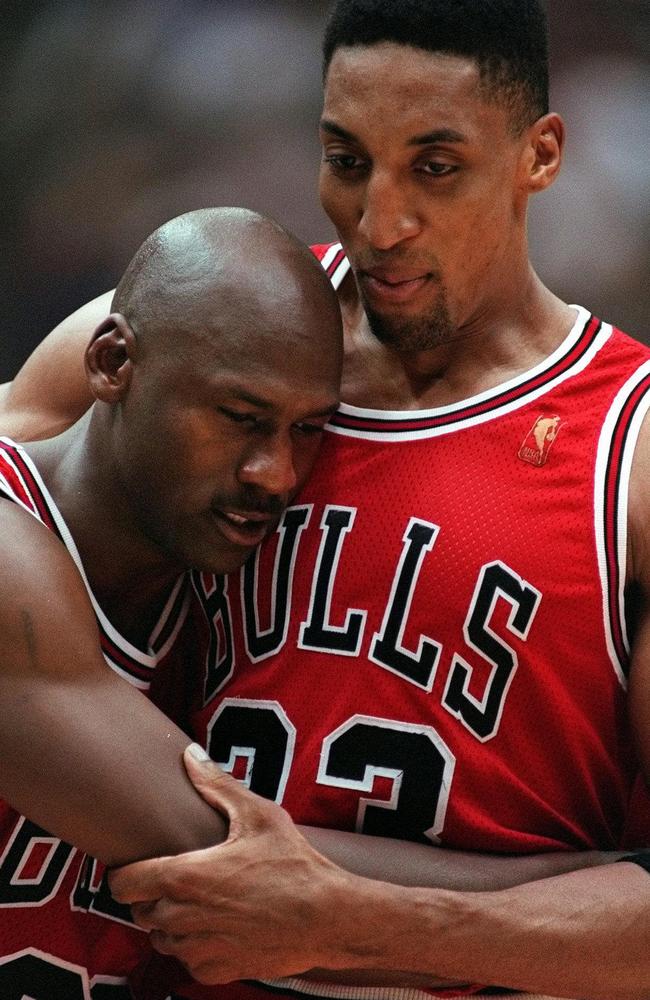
[21,608,38,669]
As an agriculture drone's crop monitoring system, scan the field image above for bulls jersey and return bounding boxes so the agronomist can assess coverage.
[135,247,650,1000]
[0,438,190,999]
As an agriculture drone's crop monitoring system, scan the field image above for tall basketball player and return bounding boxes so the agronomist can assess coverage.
[1,2,649,999]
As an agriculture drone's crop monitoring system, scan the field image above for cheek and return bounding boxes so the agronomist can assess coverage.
[319,171,353,231]
[139,438,228,515]
[164,410,233,480]
[446,190,515,278]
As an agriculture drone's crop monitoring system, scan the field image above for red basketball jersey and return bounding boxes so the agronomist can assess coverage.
[134,247,650,1000]
[0,438,190,999]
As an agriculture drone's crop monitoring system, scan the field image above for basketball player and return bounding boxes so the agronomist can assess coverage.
[2,2,650,999]
[0,206,344,996]
[0,201,605,1000]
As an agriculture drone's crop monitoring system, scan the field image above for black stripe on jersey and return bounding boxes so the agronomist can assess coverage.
[311,248,604,438]
[324,246,346,279]
[149,576,190,656]
[329,316,602,435]
[618,850,650,874]
[102,640,158,686]
[3,444,159,684]
[0,440,61,535]
[601,371,650,675]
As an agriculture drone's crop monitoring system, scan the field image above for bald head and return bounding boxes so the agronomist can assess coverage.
[83,208,342,575]
[112,208,338,361]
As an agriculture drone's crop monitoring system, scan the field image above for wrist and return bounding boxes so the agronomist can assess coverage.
[316,873,446,973]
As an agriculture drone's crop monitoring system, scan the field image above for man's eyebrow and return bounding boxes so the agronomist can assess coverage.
[226,388,275,409]
[309,400,341,419]
[319,119,356,141]
[408,128,468,146]
[226,388,340,417]
[320,119,468,147]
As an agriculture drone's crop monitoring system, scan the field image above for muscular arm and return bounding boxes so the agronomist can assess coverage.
[110,752,645,999]
[0,500,226,865]
[0,291,112,440]
[6,488,597,874]
[108,420,650,998]
[301,824,616,891]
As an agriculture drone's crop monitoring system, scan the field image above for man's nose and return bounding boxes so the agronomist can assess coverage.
[237,433,297,499]
[358,169,421,250]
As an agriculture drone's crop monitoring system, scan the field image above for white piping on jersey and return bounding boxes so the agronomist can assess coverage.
[259,977,448,1000]
[0,466,42,521]
[1,441,188,687]
[259,978,554,1000]
[326,307,611,442]
[148,575,190,661]
[594,359,650,689]
[320,242,351,290]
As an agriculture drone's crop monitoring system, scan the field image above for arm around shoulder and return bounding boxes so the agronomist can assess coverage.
[0,291,114,441]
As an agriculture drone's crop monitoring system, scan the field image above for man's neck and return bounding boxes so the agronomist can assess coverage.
[24,421,183,648]
[337,268,577,411]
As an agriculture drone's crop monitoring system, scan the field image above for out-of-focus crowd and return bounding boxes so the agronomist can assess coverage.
[1,0,648,380]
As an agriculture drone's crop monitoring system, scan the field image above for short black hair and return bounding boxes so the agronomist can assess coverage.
[322,0,549,134]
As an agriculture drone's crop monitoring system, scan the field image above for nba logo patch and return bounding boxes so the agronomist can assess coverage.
[518,415,563,467]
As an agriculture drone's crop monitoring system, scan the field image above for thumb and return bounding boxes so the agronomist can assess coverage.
[183,743,253,819]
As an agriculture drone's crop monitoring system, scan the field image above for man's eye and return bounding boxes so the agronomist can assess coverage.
[293,422,326,436]
[420,161,457,177]
[323,153,365,172]
[219,407,257,425]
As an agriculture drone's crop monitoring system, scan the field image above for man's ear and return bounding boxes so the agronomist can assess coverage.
[85,314,136,402]
[524,112,565,194]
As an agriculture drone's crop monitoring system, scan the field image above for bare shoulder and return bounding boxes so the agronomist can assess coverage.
[0,497,98,676]
[0,290,114,441]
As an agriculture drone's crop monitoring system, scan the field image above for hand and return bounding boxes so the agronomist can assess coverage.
[108,745,366,984]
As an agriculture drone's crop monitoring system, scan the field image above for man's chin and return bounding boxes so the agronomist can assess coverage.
[362,293,455,353]
[366,311,454,353]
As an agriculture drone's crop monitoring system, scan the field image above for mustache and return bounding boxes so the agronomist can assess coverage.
[355,251,443,280]
[210,491,287,518]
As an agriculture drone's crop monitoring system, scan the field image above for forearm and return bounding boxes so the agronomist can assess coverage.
[301,824,624,890]
[323,861,650,1000]
[0,673,227,866]
[296,829,624,991]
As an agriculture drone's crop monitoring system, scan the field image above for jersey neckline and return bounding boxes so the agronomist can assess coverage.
[0,437,189,685]
[327,307,611,440]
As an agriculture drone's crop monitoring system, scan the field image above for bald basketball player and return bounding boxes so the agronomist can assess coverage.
[0,206,343,995]
[2,2,650,999]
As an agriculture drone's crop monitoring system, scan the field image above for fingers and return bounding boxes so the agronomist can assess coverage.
[109,856,173,904]
[148,932,219,984]
[131,898,210,934]
[183,743,280,835]
[129,899,159,930]
[148,931,243,986]
[183,743,253,813]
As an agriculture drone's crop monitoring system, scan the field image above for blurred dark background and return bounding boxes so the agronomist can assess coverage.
[1,0,648,382]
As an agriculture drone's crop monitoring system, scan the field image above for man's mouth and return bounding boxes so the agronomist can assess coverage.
[359,268,431,304]
[210,508,277,548]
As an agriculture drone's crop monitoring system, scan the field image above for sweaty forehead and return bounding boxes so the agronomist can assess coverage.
[167,272,342,393]
[323,43,493,132]
[179,321,341,408]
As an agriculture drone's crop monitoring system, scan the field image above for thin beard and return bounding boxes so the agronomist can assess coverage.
[363,296,454,353]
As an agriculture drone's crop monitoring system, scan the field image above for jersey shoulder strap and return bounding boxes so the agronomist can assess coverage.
[311,242,350,290]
